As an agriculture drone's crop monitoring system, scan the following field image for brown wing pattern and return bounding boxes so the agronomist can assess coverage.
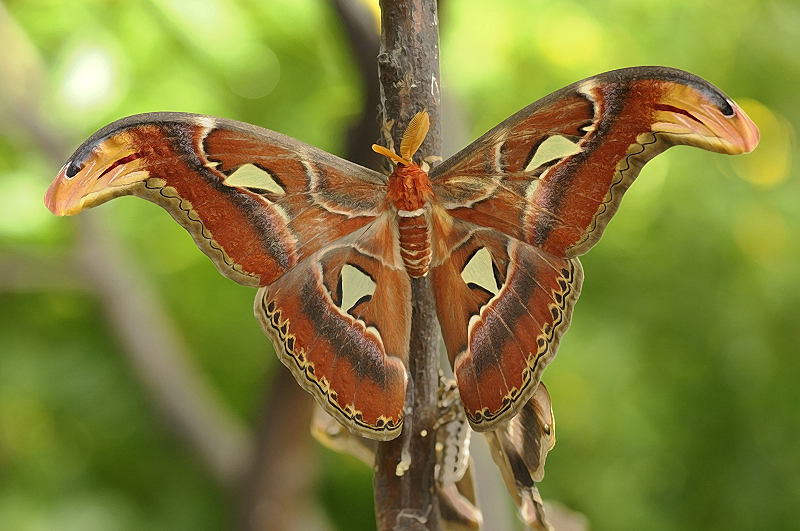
[429,67,757,431]
[430,221,582,429]
[485,382,556,529]
[45,112,387,287]
[430,66,759,258]
[255,226,411,440]
[45,67,759,443]
[44,112,410,439]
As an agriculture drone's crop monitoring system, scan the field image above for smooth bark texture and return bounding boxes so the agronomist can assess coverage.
[373,1,443,530]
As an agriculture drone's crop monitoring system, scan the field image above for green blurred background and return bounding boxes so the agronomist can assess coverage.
[0,0,797,530]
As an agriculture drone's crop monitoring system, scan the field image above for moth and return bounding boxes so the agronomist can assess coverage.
[45,66,758,443]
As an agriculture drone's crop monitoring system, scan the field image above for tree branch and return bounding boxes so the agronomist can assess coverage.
[373,1,443,530]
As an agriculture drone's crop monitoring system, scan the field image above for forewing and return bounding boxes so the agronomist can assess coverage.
[430,66,759,258]
[45,112,386,287]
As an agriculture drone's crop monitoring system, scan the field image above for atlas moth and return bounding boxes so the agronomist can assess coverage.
[46,66,758,526]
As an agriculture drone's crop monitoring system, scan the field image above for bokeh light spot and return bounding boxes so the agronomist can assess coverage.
[534,4,605,70]
[729,98,793,188]
[732,202,789,265]
[224,43,281,99]
[60,46,119,110]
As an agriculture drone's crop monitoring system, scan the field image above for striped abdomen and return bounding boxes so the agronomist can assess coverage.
[398,209,431,277]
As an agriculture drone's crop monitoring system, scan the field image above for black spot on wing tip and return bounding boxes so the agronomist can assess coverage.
[719,98,735,118]
[695,82,736,118]
[603,67,737,119]
[65,160,82,178]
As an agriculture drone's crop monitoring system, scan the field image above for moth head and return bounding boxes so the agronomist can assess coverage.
[45,128,150,216]
[373,111,435,212]
[650,80,759,155]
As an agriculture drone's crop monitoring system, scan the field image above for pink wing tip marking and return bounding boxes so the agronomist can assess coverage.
[44,165,73,216]
[731,100,760,153]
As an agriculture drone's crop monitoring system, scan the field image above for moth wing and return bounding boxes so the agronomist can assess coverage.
[430,66,758,258]
[45,112,387,287]
[255,219,411,441]
[430,219,581,430]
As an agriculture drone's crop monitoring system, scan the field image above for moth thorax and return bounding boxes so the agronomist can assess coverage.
[387,163,433,211]
[397,209,432,277]
[386,161,433,277]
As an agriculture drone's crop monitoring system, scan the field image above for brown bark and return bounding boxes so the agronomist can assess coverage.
[373,1,443,530]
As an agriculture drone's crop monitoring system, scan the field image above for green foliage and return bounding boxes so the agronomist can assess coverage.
[1,1,798,530]
[0,293,228,530]
[318,448,378,531]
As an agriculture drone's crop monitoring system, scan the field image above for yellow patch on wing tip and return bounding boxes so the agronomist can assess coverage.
[461,247,498,296]
[224,163,285,194]
[525,135,582,173]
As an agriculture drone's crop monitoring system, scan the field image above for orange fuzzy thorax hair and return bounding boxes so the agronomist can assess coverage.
[387,163,433,211]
